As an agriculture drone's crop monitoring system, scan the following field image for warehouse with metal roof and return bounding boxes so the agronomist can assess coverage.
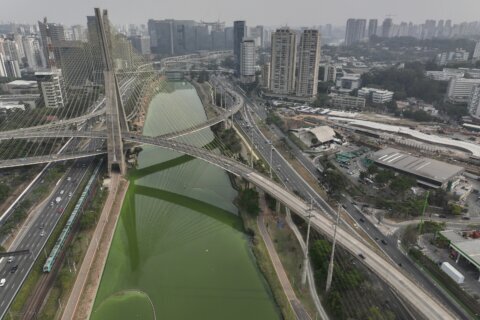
[370,148,464,189]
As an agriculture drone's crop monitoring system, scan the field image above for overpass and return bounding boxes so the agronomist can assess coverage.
[117,133,456,320]
[0,9,458,319]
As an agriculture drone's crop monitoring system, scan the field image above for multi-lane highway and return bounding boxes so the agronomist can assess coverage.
[0,157,95,319]
[221,78,470,319]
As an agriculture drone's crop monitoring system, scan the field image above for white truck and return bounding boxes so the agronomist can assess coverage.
[55,197,62,204]
[441,262,465,284]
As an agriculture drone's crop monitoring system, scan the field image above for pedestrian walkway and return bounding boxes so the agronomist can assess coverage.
[61,174,129,320]
[257,196,311,320]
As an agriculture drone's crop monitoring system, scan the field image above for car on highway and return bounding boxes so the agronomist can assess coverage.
[7,257,13,263]
[40,231,46,237]
[57,207,64,214]
[10,265,18,274]
[0,278,5,287]
[358,253,366,260]
[381,239,388,245]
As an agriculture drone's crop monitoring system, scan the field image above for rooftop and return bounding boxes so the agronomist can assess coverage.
[6,80,37,87]
[370,148,464,184]
[440,230,480,269]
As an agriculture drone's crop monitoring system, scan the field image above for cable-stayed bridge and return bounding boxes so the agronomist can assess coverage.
[0,8,460,320]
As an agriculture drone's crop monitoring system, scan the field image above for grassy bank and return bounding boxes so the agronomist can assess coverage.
[240,209,296,320]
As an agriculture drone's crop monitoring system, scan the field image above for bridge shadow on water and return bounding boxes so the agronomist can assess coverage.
[121,143,241,274]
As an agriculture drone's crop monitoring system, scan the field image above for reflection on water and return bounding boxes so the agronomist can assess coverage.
[91,82,279,320]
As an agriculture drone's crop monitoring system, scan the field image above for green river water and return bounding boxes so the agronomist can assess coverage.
[91,81,280,320]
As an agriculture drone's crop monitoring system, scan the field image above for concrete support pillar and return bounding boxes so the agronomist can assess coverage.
[456,253,460,264]
[275,200,281,213]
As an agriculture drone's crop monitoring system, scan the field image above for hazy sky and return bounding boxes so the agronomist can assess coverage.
[3,0,480,27]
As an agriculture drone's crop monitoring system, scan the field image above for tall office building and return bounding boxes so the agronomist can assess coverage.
[148,19,174,55]
[473,41,480,60]
[270,28,297,95]
[382,18,393,38]
[129,35,151,54]
[261,62,270,89]
[469,85,480,119]
[0,53,7,77]
[422,20,437,39]
[148,19,214,54]
[71,25,87,42]
[38,18,65,67]
[240,38,256,83]
[36,69,67,108]
[233,21,246,75]
[249,25,265,48]
[344,19,366,46]
[296,30,321,97]
[4,60,21,78]
[22,36,43,69]
[367,19,378,38]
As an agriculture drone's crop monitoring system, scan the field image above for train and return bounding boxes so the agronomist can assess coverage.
[43,159,103,273]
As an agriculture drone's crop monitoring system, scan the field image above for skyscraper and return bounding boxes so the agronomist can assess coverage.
[382,18,393,38]
[240,38,256,83]
[38,18,65,67]
[129,35,151,55]
[233,21,246,75]
[270,28,296,95]
[367,19,378,38]
[296,29,321,97]
[344,19,366,46]
[473,41,480,60]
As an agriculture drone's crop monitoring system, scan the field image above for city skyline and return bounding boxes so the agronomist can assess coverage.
[2,0,480,27]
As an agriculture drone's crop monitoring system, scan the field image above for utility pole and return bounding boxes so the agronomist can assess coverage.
[418,191,430,234]
[326,203,341,292]
[301,196,314,287]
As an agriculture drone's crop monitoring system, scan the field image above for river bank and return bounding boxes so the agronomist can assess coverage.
[90,81,280,320]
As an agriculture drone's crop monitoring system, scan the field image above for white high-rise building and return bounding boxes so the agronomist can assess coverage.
[296,29,321,97]
[447,77,480,104]
[270,28,297,95]
[468,85,480,119]
[240,38,256,83]
[22,36,43,70]
[35,69,67,108]
[473,41,480,60]
[0,53,7,77]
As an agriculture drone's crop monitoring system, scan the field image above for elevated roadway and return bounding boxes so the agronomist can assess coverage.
[119,132,457,320]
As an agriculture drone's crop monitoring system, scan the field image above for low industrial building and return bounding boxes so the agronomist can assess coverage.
[370,148,464,189]
[440,230,480,281]
[335,73,361,93]
[329,93,365,109]
[3,80,39,94]
[291,125,336,147]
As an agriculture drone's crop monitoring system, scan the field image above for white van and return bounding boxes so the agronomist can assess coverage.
[0,278,5,287]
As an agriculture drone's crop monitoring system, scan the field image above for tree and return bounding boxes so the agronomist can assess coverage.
[238,188,260,216]
[390,175,416,193]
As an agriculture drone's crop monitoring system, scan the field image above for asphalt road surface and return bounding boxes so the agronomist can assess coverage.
[222,79,470,320]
